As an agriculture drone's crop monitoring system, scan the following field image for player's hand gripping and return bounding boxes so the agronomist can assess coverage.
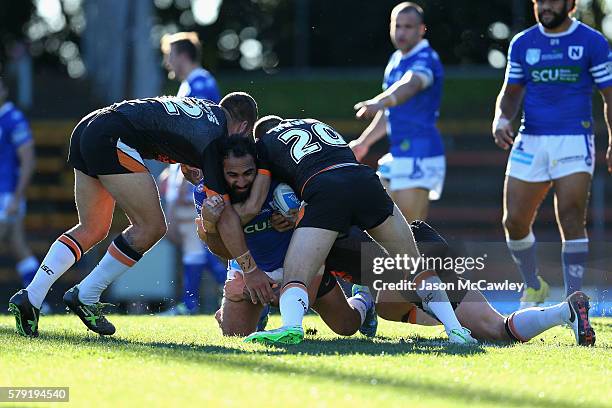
[180,163,203,185]
[492,117,515,150]
[243,266,277,305]
[270,209,297,232]
[198,195,225,234]
[201,195,224,223]
[606,144,612,174]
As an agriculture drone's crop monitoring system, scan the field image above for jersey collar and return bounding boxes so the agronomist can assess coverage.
[0,102,14,118]
[537,18,579,37]
[185,67,207,83]
[401,39,430,60]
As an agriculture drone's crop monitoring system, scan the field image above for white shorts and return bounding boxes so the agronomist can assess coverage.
[377,153,446,200]
[0,193,26,222]
[227,259,284,284]
[506,134,595,182]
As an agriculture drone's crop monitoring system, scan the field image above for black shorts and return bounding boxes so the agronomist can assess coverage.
[325,227,386,285]
[317,227,387,298]
[68,109,148,177]
[298,165,394,234]
[316,268,338,299]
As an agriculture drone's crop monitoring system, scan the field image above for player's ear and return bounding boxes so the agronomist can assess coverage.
[419,24,426,36]
[237,120,249,136]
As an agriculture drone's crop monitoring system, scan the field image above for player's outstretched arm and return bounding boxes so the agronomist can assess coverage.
[492,83,524,150]
[349,111,387,162]
[354,72,425,120]
[600,86,612,173]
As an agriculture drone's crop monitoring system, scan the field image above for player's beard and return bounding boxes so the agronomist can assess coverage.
[228,185,252,203]
[538,5,568,29]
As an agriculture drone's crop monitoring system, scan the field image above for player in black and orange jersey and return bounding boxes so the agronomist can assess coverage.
[8,92,269,337]
[240,116,474,345]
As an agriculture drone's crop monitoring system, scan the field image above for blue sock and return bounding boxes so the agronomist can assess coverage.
[562,239,588,297]
[205,251,227,285]
[16,256,39,287]
[507,232,540,290]
[182,262,204,311]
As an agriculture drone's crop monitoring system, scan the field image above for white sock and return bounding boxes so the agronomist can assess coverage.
[279,284,309,328]
[506,302,571,341]
[415,273,462,333]
[26,234,82,308]
[78,240,140,305]
[347,296,368,325]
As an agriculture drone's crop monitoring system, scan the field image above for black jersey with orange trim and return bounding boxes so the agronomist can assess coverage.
[109,96,228,196]
[255,119,357,198]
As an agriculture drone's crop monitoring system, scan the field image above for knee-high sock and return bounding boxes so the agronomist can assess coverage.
[505,302,571,342]
[562,239,588,297]
[78,235,142,305]
[182,262,205,311]
[415,271,463,333]
[279,282,309,328]
[26,234,83,308]
[17,255,39,287]
[507,231,540,290]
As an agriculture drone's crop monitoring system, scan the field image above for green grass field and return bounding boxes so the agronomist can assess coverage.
[0,315,610,408]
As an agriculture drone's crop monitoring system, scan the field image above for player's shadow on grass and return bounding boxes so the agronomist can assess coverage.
[0,325,485,357]
[273,335,488,356]
[1,326,596,408]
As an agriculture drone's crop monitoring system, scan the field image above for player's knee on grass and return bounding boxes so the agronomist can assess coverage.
[327,319,359,336]
[312,285,360,336]
[218,297,262,336]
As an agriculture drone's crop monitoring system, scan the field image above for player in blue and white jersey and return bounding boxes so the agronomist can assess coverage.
[161,31,221,102]
[351,2,445,222]
[160,32,225,315]
[492,0,612,308]
[0,78,39,295]
[192,135,378,337]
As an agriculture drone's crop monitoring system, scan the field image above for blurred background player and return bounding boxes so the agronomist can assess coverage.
[492,0,612,308]
[161,31,221,102]
[350,2,445,221]
[160,32,226,314]
[0,77,42,310]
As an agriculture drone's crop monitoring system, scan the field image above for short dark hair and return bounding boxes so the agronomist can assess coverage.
[161,32,201,63]
[391,2,424,23]
[220,92,259,133]
[253,115,283,140]
[219,133,257,161]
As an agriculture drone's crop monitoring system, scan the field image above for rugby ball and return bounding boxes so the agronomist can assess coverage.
[272,183,301,217]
